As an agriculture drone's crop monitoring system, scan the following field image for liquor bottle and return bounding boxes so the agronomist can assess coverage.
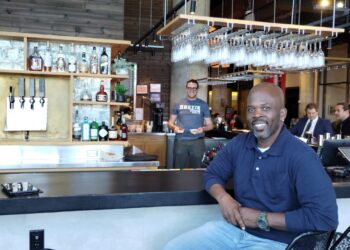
[72,110,81,141]
[115,111,122,140]
[43,41,52,72]
[120,113,128,141]
[100,47,108,74]
[98,121,109,141]
[90,118,99,141]
[67,43,77,73]
[28,45,43,71]
[80,82,92,101]
[79,52,89,73]
[108,116,118,141]
[56,45,66,72]
[96,80,108,102]
[81,116,90,141]
[90,46,98,74]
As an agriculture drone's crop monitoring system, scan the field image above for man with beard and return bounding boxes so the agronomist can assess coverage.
[164,83,338,250]
[334,102,350,137]
[168,79,213,168]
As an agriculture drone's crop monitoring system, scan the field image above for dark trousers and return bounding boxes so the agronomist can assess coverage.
[174,138,205,169]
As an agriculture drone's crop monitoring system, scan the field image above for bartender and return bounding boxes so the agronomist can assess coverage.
[168,79,213,168]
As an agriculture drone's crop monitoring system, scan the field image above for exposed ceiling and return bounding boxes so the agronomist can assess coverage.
[210,0,350,29]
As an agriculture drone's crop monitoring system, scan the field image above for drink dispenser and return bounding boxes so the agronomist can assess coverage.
[152,102,164,132]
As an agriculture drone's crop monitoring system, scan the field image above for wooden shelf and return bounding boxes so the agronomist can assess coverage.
[0,31,131,53]
[0,69,129,80]
[0,31,133,145]
[157,14,344,37]
[73,101,130,106]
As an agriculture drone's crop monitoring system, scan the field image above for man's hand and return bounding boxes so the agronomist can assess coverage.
[239,207,260,229]
[174,126,184,133]
[217,193,246,230]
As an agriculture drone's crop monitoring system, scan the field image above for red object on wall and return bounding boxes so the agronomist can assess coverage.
[264,74,286,94]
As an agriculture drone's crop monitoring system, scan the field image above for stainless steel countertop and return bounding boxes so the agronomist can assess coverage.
[129,132,175,136]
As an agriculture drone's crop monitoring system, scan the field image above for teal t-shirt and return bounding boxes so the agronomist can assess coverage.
[171,98,211,140]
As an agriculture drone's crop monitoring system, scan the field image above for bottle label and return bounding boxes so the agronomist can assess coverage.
[57,58,65,72]
[109,130,118,139]
[96,94,107,102]
[121,132,127,139]
[30,58,42,71]
[91,129,98,140]
[82,124,90,141]
[91,64,98,74]
[68,62,76,73]
[99,129,108,138]
[44,54,52,68]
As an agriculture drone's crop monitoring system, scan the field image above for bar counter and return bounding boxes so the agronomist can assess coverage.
[0,169,349,215]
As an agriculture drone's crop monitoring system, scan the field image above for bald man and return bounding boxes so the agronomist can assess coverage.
[164,83,338,250]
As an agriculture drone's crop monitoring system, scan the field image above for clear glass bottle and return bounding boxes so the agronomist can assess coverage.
[90,46,98,74]
[98,121,109,141]
[81,116,90,141]
[96,80,108,102]
[79,52,89,73]
[100,47,108,74]
[72,110,81,141]
[108,116,118,141]
[56,45,66,72]
[43,41,52,72]
[67,43,77,73]
[28,45,43,71]
[80,82,92,101]
[90,118,99,141]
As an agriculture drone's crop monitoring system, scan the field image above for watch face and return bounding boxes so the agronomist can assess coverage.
[258,218,267,229]
[257,212,269,231]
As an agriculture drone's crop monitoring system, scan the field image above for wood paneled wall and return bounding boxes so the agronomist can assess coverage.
[0,0,124,39]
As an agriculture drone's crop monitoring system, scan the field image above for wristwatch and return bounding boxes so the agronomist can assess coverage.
[256,211,270,231]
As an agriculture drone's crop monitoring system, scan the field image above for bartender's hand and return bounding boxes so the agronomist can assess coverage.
[174,126,184,133]
[217,193,246,230]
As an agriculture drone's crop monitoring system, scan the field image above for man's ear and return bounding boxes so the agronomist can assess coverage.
[280,108,287,122]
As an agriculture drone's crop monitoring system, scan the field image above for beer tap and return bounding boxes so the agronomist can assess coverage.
[39,78,45,107]
[29,78,35,110]
[18,77,25,109]
[9,86,15,109]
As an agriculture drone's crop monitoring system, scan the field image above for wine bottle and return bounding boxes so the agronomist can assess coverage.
[28,45,43,71]
[100,47,109,74]
[90,46,98,74]
[90,118,99,141]
[98,121,109,141]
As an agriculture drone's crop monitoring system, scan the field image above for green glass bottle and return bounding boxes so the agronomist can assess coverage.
[90,118,99,141]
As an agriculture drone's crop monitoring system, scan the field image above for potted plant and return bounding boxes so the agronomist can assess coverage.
[115,82,127,102]
[112,52,133,75]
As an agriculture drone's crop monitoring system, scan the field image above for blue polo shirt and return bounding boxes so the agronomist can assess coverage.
[204,126,338,244]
